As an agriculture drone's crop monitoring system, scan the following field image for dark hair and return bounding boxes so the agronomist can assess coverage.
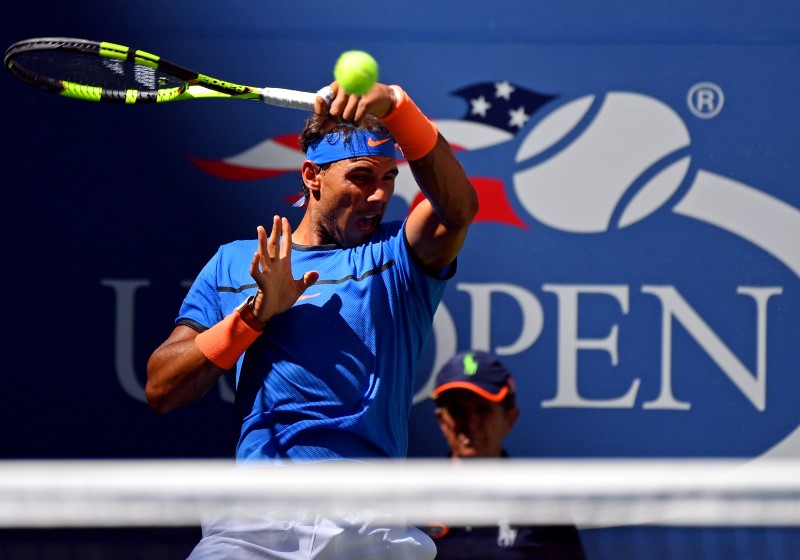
[500,392,517,410]
[296,115,390,202]
[299,114,389,155]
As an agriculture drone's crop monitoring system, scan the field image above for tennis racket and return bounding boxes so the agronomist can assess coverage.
[4,37,329,110]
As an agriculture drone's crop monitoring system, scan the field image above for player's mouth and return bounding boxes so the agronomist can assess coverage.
[356,214,379,233]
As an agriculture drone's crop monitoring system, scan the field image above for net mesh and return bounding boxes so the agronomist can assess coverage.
[2,458,799,528]
[2,458,799,559]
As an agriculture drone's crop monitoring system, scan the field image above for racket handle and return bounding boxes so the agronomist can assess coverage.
[259,86,333,111]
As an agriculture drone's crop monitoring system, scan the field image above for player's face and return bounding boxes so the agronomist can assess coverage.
[435,390,518,458]
[313,156,398,248]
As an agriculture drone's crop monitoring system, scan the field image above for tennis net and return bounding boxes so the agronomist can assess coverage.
[2,458,798,528]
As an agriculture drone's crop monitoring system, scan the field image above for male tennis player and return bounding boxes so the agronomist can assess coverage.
[424,351,586,559]
[145,80,477,559]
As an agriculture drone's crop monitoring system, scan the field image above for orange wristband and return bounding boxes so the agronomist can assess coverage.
[381,85,439,161]
[195,311,262,370]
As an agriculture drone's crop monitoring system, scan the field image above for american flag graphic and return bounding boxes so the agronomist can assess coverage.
[190,81,557,229]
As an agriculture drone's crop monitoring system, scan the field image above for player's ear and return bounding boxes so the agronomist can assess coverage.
[504,406,520,435]
[301,160,322,193]
[434,407,448,432]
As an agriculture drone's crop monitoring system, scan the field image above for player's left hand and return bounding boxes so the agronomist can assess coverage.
[250,216,319,323]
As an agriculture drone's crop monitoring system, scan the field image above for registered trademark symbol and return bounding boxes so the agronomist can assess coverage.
[687,82,724,119]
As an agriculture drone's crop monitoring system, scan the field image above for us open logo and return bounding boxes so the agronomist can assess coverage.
[416,84,799,460]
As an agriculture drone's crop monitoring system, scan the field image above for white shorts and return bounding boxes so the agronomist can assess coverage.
[187,509,436,560]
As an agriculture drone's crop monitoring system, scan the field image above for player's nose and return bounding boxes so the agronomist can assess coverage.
[367,184,390,202]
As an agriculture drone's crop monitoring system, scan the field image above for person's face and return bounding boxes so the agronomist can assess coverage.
[435,389,519,458]
[304,155,398,248]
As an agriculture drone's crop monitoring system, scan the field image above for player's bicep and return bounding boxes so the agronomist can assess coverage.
[403,136,478,271]
[406,198,470,272]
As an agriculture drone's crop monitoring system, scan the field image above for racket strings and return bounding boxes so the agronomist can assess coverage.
[13,50,185,93]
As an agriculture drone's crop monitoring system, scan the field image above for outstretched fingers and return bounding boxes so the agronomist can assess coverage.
[301,270,320,290]
[253,217,281,277]
[249,217,318,322]
[268,215,281,259]
[251,225,267,280]
[279,217,292,259]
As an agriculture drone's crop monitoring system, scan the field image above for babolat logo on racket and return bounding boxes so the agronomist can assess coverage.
[196,74,252,94]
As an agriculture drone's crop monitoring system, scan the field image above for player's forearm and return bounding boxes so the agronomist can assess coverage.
[408,134,478,228]
[147,303,266,412]
[145,335,227,413]
[381,86,478,227]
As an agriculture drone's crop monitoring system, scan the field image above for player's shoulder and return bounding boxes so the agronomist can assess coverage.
[374,219,404,241]
[216,238,258,258]
[219,238,258,250]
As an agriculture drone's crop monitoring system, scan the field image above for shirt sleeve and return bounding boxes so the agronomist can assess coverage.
[176,248,225,332]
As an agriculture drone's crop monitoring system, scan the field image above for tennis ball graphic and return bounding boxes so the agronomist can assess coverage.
[513,92,692,233]
[334,50,379,95]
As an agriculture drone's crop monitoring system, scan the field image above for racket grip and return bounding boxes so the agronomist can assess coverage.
[259,87,332,111]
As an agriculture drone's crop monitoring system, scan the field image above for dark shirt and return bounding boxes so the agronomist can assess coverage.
[423,451,587,559]
[423,522,586,560]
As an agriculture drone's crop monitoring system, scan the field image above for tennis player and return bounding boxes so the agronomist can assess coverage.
[145,80,477,558]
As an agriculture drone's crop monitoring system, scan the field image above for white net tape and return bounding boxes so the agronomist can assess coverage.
[2,458,799,529]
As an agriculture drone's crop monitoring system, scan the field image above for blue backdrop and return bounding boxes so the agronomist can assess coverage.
[1,1,798,466]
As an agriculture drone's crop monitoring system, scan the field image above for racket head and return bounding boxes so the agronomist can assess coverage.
[4,37,259,104]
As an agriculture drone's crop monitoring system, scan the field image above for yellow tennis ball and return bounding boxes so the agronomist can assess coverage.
[334,50,379,95]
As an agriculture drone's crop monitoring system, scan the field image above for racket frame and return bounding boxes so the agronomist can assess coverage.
[4,37,318,109]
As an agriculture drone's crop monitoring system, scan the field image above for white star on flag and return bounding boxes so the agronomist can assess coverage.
[470,95,492,117]
[508,105,531,129]
[495,81,516,100]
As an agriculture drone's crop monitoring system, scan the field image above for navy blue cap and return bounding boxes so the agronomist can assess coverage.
[432,351,516,403]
